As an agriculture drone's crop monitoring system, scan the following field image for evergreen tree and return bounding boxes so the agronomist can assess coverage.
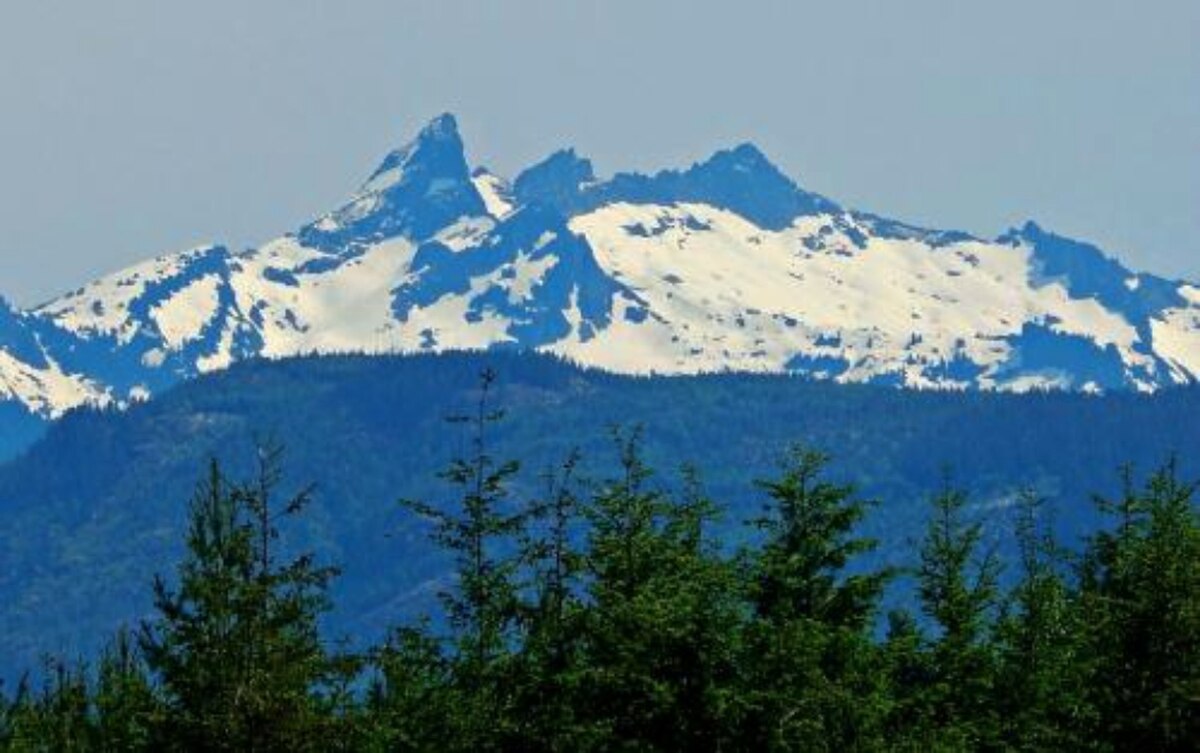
[1079,460,1200,751]
[507,450,597,751]
[740,447,892,751]
[5,389,1200,752]
[92,630,162,751]
[903,480,1001,750]
[358,624,454,752]
[577,429,744,750]
[880,608,933,747]
[139,449,343,752]
[397,368,529,749]
[993,491,1093,751]
[2,660,94,752]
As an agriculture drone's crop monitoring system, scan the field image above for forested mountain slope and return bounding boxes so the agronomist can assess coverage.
[2,351,1197,678]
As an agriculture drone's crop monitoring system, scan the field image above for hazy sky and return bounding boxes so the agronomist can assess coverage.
[0,1,1196,305]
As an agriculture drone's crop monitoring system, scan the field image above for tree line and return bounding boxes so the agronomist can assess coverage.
[1,370,1197,751]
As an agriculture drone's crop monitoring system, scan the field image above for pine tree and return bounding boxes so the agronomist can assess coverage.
[397,368,529,750]
[359,624,454,752]
[740,447,892,751]
[1079,460,1200,751]
[2,659,94,752]
[93,629,162,751]
[905,480,1001,750]
[577,429,744,750]
[507,450,596,751]
[139,448,343,752]
[993,491,1093,751]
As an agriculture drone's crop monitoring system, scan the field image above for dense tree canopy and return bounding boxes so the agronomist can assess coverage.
[1,368,1197,751]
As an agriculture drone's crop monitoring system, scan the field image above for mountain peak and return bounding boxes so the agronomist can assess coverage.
[512,148,597,213]
[299,113,485,248]
[672,142,838,228]
[996,220,1047,247]
[419,112,460,141]
[713,141,774,170]
[5,113,1200,431]
[1017,219,1047,239]
[361,112,470,195]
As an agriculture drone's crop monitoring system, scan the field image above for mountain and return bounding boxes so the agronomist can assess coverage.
[2,350,1198,679]
[2,113,1200,437]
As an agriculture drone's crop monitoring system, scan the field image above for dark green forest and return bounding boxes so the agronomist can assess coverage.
[3,352,1200,681]
[2,366,1200,748]
[2,367,1197,751]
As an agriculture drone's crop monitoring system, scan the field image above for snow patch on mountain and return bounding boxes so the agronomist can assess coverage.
[471,168,516,219]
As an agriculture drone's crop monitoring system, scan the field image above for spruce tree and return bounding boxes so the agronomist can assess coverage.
[740,447,891,751]
[508,450,595,751]
[1080,460,1200,751]
[578,429,743,750]
[359,624,454,752]
[993,491,1092,751]
[139,449,342,752]
[2,659,93,752]
[93,629,162,751]
[397,368,529,750]
[905,480,1001,750]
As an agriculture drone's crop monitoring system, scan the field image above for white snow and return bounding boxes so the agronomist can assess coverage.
[471,171,515,218]
[36,245,226,342]
[6,184,1200,419]
[0,349,108,417]
[150,274,221,349]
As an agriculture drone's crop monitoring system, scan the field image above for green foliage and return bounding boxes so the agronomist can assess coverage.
[138,447,346,752]
[749,448,889,629]
[897,481,1003,749]
[0,634,159,752]
[739,448,893,751]
[506,449,592,752]
[1,366,1198,751]
[397,369,531,749]
[1079,461,1200,751]
[93,630,162,751]
[993,492,1093,751]
[5,351,1200,679]
[573,429,746,750]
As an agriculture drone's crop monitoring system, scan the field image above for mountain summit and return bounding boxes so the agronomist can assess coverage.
[2,113,1199,427]
[299,112,486,250]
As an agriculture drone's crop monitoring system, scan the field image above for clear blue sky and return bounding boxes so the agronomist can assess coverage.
[0,0,1196,305]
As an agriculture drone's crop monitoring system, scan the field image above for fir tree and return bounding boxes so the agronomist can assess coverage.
[359,624,454,752]
[740,447,892,751]
[578,429,744,750]
[906,480,1001,750]
[92,629,162,751]
[507,450,596,751]
[993,491,1093,751]
[1080,460,1200,751]
[398,368,529,749]
[3,659,93,752]
[139,449,343,752]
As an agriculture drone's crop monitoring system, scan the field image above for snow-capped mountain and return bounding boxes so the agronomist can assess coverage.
[4,113,1200,421]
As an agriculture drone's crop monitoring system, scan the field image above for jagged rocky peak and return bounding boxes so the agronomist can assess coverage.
[300,113,486,248]
[693,142,787,181]
[512,148,597,213]
[0,297,45,369]
[664,140,841,228]
[2,110,1200,430]
[360,112,471,194]
[1001,219,1186,322]
[510,138,839,229]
